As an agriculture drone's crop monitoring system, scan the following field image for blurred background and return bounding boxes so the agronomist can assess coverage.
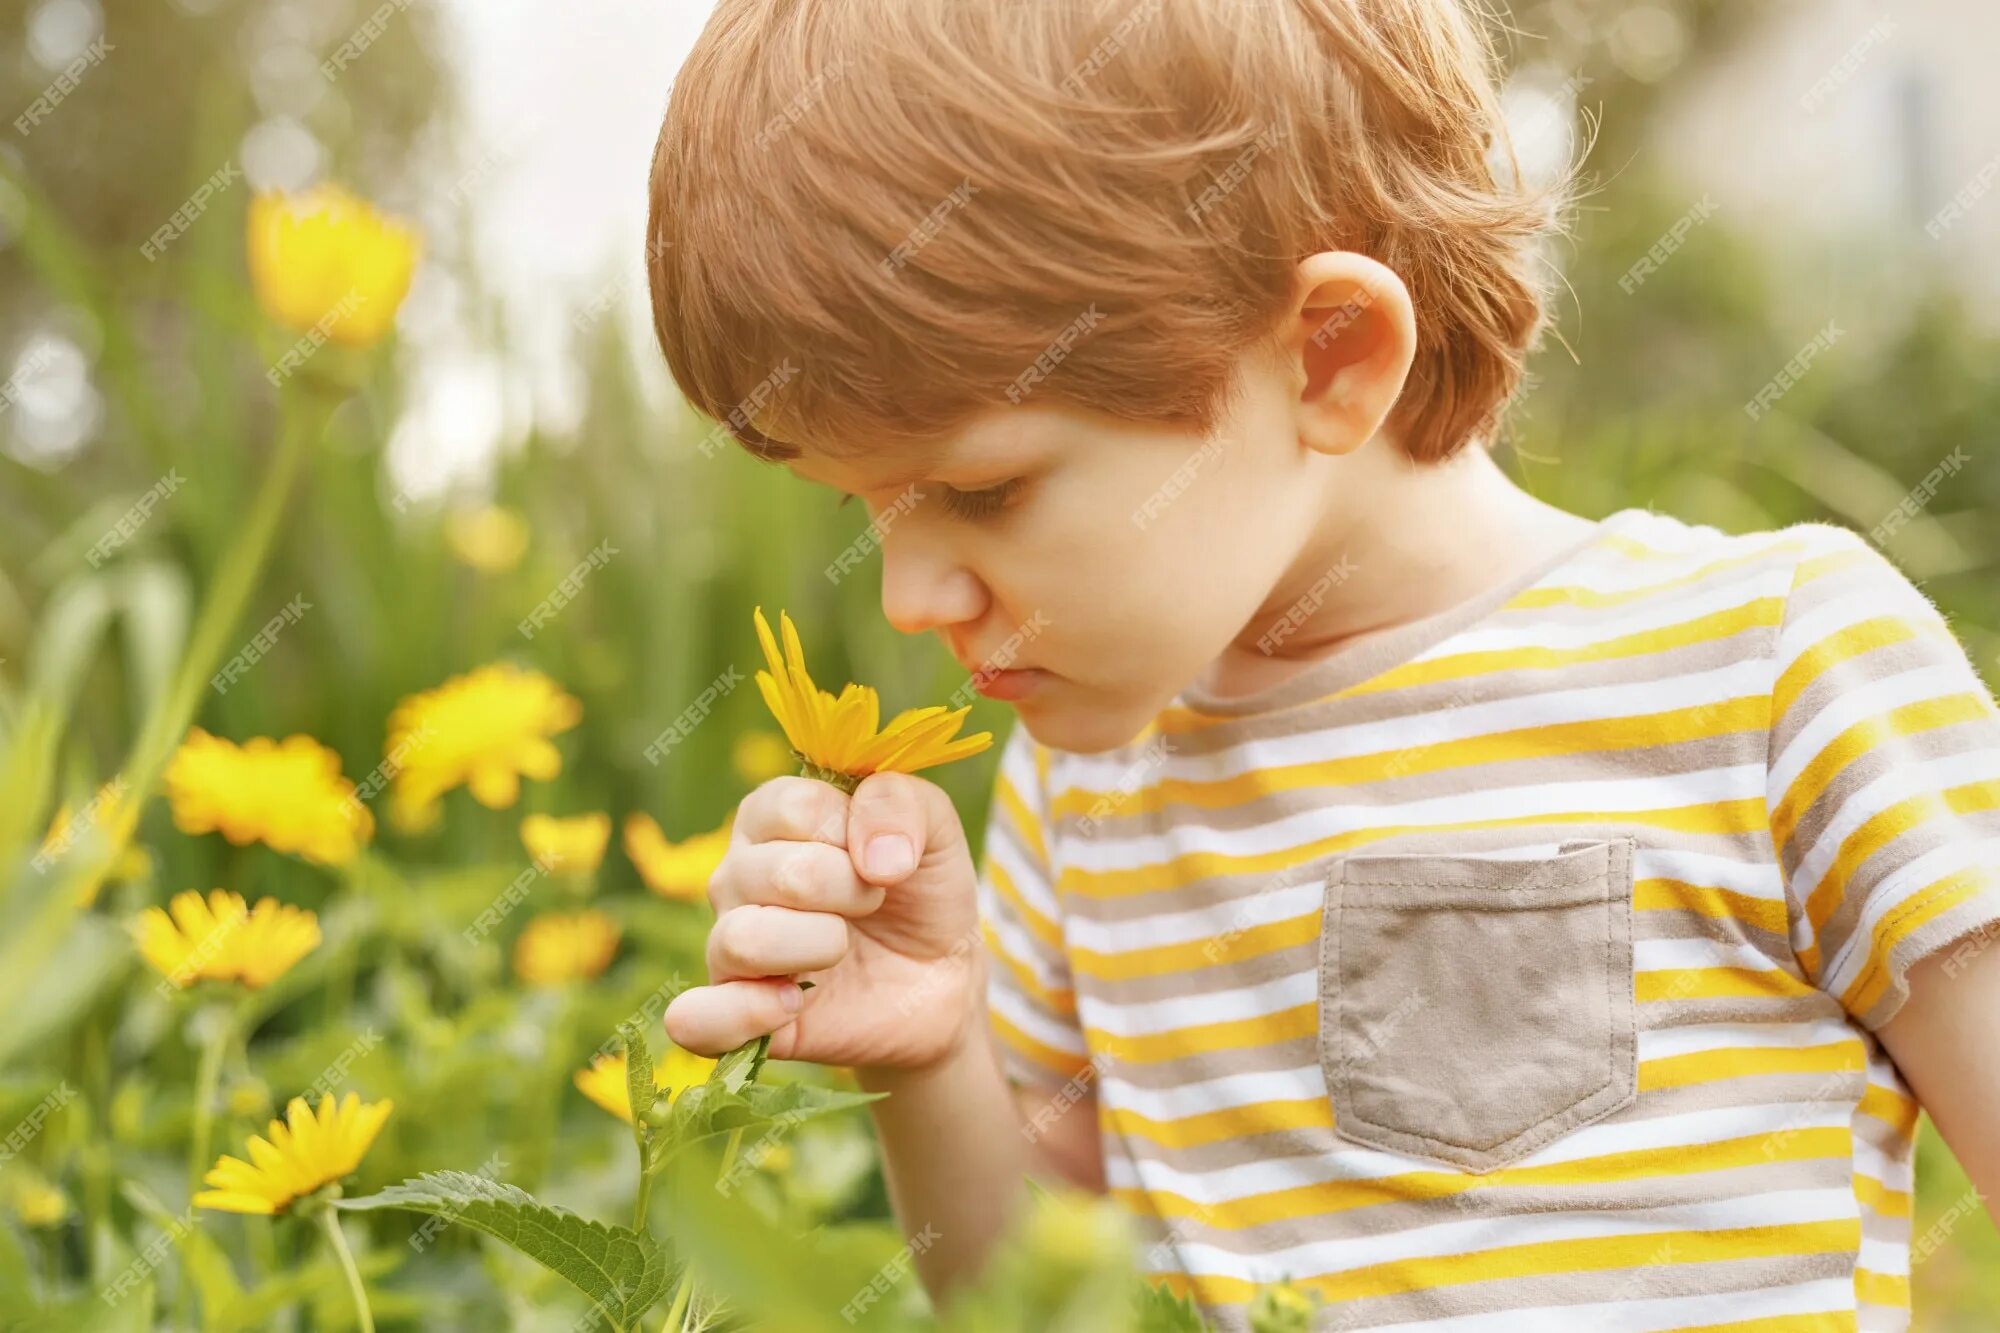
[1,0,1995,1328]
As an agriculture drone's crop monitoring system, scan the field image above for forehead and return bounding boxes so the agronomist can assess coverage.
[780,408,1047,489]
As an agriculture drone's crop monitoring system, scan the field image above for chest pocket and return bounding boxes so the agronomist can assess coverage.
[1319,837,1638,1173]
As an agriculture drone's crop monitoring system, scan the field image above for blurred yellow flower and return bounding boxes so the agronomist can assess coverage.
[11,1179,68,1229]
[133,890,320,991]
[753,606,991,791]
[38,780,149,891]
[513,909,620,987]
[385,664,582,826]
[443,505,529,574]
[573,1045,717,1124]
[246,184,419,348]
[194,1093,392,1215]
[1247,1280,1318,1330]
[165,729,372,866]
[520,812,611,876]
[731,730,796,786]
[623,812,730,903]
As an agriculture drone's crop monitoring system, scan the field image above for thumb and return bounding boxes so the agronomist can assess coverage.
[844,769,963,888]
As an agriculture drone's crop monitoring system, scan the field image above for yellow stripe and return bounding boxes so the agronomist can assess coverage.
[1640,1041,1863,1092]
[1060,801,1771,900]
[1155,1218,1862,1306]
[1770,612,1930,742]
[1052,699,1765,819]
[1116,1128,1852,1226]
[1348,597,1785,699]
[1851,1171,1911,1219]
[1798,777,2000,977]
[1852,1266,1909,1308]
[1770,692,1990,851]
[988,1007,1091,1081]
[993,766,1049,867]
[1635,878,1792,936]
[986,857,1063,951]
[1507,541,1812,613]
[1073,910,1320,982]
[1104,1098,1329,1150]
[1856,1082,1918,1137]
[1638,965,1816,1004]
[1838,870,1993,1017]
[1085,1003,1318,1065]
[980,920,1076,1017]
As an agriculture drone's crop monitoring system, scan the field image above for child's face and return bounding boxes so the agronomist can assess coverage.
[787,344,1342,754]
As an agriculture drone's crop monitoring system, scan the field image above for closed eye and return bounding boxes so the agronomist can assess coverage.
[939,479,1021,520]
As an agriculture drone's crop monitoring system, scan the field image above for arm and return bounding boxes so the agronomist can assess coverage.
[1876,934,2000,1212]
[856,963,1105,1306]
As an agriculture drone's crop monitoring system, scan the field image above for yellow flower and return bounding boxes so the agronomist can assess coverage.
[1247,1280,1318,1330]
[385,664,582,826]
[623,812,730,903]
[512,909,620,987]
[753,607,992,790]
[443,505,529,574]
[573,1045,717,1124]
[520,813,611,876]
[731,730,796,786]
[246,184,419,347]
[12,1180,68,1229]
[38,780,149,891]
[165,729,373,866]
[133,890,321,990]
[194,1093,393,1215]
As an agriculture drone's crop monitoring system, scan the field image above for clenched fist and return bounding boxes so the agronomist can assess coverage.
[663,770,986,1072]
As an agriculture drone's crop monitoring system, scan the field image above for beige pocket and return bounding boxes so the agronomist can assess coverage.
[1319,837,1637,1173]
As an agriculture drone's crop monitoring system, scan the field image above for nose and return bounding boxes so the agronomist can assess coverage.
[876,522,985,639]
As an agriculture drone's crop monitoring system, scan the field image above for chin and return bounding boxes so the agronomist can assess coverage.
[1011,690,1156,755]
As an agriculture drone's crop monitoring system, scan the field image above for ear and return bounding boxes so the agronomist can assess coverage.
[1283,251,1417,457]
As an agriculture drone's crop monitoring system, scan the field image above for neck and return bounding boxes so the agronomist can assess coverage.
[1205,434,1598,695]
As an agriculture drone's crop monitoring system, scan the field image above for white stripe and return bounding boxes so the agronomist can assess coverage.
[1079,970,1315,1038]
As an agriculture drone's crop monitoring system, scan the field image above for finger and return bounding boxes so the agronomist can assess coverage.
[707,903,851,980]
[663,979,804,1056]
[845,769,961,888]
[709,840,887,917]
[733,776,850,849]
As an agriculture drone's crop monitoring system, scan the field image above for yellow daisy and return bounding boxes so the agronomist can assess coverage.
[573,1045,718,1125]
[133,890,321,991]
[623,812,730,903]
[443,505,529,574]
[385,664,582,827]
[194,1093,393,1215]
[246,184,419,348]
[512,909,620,987]
[11,1179,68,1229]
[753,606,992,792]
[520,812,611,876]
[165,730,373,866]
[730,730,796,786]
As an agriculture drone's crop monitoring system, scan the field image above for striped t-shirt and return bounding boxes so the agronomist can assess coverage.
[972,506,2000,1332]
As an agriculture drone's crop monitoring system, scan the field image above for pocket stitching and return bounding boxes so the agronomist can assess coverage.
[1322,837,1639,1170]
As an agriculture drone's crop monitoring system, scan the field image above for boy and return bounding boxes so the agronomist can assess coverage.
[649,1,2000,1328]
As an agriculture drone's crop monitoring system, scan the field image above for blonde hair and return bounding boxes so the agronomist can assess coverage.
[648,0,1562,465]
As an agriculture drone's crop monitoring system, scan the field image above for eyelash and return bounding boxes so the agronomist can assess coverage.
[836,480,1022,520]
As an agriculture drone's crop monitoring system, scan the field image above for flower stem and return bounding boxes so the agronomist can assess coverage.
[631,1165,653,1233]
[661,1268,693,1332]
[187,1003,237,1201]
[317,1204,375,1333]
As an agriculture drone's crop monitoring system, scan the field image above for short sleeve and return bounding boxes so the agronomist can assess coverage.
[973,721,1092,1087]
[1766,523,2000,1029]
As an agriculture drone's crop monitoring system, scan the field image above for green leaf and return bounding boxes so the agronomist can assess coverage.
[660,1078,884,1165]
[1134,1277,1214,1332]
[337,1170,670,1327]
[619,1017,655,1130]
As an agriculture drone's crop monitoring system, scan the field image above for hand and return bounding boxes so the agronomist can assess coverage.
[663,770,986,1071]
